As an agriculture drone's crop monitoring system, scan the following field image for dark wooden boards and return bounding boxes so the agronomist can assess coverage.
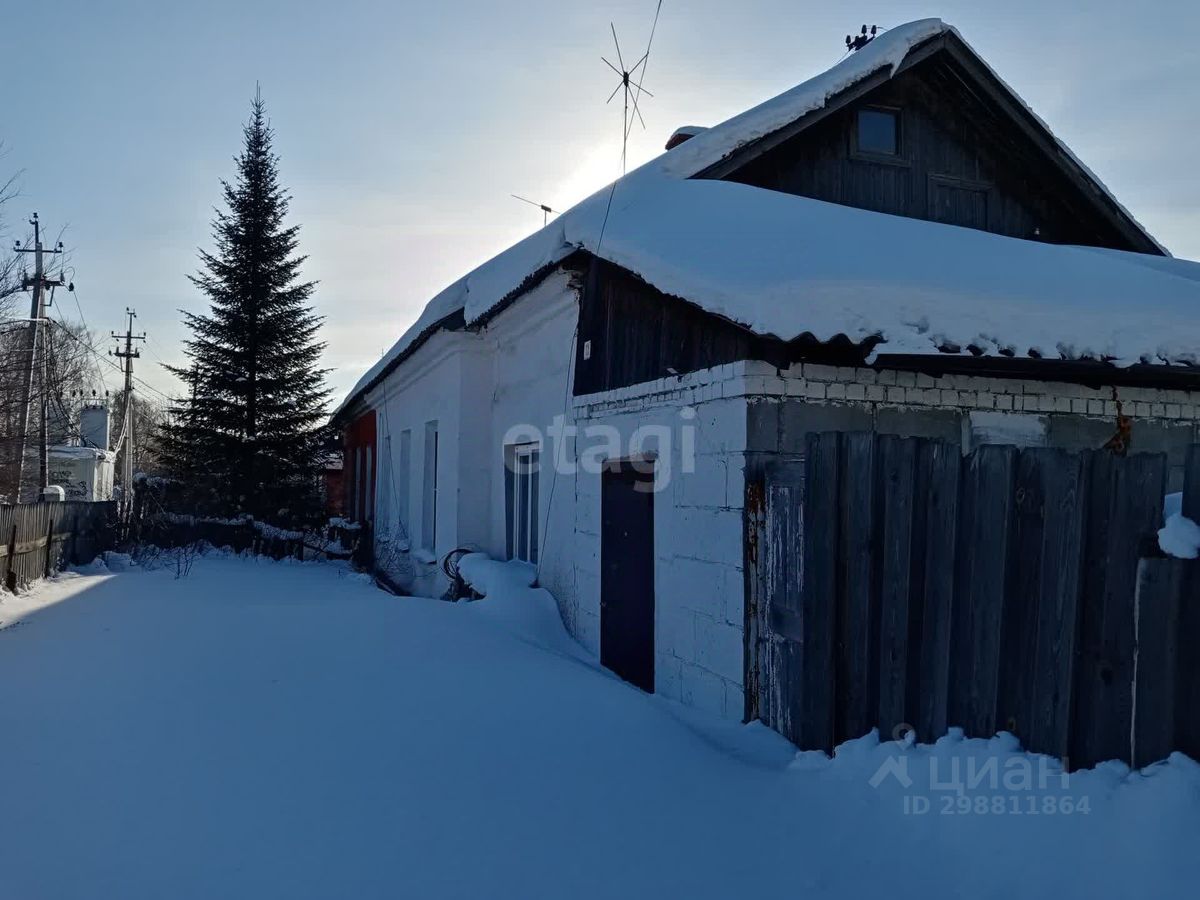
[799,432,841,752]
[0,501,116,591]
[753,433,1193,769]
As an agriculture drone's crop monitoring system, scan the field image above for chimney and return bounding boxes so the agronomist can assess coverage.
[665,125,706,151]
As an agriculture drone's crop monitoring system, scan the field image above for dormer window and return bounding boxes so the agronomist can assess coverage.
[856,107,900,156]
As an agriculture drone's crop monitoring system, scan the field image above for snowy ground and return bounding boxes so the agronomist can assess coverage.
[1,555,1197,899]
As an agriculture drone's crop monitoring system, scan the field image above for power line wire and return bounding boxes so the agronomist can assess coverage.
[47,314,175,404]
[54,281,182,401]
[625,0,663,144]
[142,341,169,368]
[147,332,174,361]
[66,281,89,333]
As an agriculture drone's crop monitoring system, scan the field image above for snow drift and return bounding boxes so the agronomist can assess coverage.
[2,555,1199,898]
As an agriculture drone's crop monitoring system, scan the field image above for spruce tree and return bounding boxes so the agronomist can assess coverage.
[161,94,329,522]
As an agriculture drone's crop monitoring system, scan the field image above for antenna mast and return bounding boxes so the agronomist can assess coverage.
[602,1,664,173]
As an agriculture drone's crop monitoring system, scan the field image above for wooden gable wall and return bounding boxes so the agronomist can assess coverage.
[573,259,795,397]
[571,254,1200,397]
[721,53,1144,252]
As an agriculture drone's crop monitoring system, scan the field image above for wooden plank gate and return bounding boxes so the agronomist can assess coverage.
[1,501,118,592]
[749,433,1200,770]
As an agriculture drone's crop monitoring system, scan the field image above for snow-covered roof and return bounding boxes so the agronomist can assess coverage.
[564,178,1200,365]
[335,19,1187,416]
[655,19,950,178]
[48,445,115,461]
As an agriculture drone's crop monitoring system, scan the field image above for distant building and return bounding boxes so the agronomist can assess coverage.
[47,446,115,501]
[44,401,115,501]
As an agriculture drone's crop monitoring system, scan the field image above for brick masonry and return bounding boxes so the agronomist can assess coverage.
[774,361,1200,421]
[574,358,1200,423]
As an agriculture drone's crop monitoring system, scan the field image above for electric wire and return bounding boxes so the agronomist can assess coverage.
[47,314,174,404]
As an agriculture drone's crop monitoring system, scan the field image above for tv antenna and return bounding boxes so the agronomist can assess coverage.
[602,1,664,173]
[511,194,558,227]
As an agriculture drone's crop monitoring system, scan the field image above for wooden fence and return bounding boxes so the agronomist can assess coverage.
[133,517,304,560]
[0,501,117,592]
[130,514,363,563]
[748,434,1200,770]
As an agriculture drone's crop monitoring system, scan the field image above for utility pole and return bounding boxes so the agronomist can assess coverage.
[111,308,146,516]
[11,213,65,502]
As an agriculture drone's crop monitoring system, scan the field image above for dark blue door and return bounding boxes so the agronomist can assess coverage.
[601,461,655,692]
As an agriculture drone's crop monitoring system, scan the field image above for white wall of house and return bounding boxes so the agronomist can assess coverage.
[366,269,582,598]
[456,342,493,554]
[478,270,580,607]
[368,329,478,596]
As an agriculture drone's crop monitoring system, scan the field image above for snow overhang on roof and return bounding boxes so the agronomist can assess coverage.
[334,18,1187,419]
[569,178,1200,366]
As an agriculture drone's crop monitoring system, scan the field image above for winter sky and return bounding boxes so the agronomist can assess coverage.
[6,0,1198,404]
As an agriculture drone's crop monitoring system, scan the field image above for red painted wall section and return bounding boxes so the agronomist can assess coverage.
[324,467,345,518]
[343,410,377,524]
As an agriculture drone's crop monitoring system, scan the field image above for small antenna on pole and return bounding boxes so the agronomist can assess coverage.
[602,1,663,174]
[511,194,558,227]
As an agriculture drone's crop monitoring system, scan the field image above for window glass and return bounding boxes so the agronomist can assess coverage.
[857,108,898,156]
[507,444,540,564]
[422,422,438,551]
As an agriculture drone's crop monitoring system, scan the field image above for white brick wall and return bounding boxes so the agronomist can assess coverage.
[770,362,1200,421]
[572,368,749,720]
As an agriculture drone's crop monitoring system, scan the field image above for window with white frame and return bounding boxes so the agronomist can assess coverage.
[505,443,540,564]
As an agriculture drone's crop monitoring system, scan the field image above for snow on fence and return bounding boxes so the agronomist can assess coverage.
[131,515,304,561]
[130,512,364,563]
[749,435,1200,771]
[0,501,118,592]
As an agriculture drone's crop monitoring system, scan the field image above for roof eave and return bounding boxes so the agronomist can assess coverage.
[329,307,465,427]
[330,252,589,426]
